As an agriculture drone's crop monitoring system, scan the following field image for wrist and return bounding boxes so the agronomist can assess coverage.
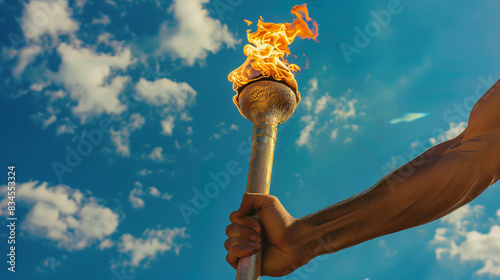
[295,216,340,260]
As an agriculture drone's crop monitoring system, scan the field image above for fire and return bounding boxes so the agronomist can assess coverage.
[228,4,319,106]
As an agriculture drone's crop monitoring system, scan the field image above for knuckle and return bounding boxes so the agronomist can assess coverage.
[225,224,235,236]
[224,239,231,251]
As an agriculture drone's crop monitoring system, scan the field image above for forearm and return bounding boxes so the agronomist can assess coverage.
[297,130,499,259]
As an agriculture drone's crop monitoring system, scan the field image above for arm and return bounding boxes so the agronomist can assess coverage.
[225,79,500,276]
[299,79,500,257]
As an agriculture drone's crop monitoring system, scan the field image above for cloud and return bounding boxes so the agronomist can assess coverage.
[389,112,430,124]
[330,128,338,140]
[128,182,145,209]
[147,147,169,162]
[137,168,153,177]
[99,239,114,250]
[211,122,239,139]
[92,14,110,25]
[36,256,64,273]
[161,116,175,136]
[297,82,362,149]
[430,122,467,145]
[431,204,500,277]
[135,78,196,136]
[296,115,316,148]
[302,78,318,111]
[110,113,146,157]
[0,181,119,251]
[12,44,42,77]
[158,0,239,65]
[314,93,332,114]
[21,0,79,42]
[383,121,467,172]
[128,182,173,209]
[135,78,196,109]
[50,43,133,120]
[118,227,186,267]
[331,95,358,122]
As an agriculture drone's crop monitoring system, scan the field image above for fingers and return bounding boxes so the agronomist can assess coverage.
[226,223,261,242]
[236,193,278,217]
[229,211,261,234]
[225,238,260,269]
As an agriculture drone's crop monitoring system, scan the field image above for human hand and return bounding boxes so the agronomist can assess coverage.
[224,193,312,277]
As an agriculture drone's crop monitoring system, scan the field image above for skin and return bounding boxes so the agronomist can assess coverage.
[224,79,500,277]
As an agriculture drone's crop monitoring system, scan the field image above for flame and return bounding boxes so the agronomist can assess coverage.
[228,4,318,107]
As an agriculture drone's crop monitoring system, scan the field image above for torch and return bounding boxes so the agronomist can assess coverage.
[228,4,318,280]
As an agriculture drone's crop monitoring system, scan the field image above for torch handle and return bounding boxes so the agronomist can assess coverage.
[236,120,278,280]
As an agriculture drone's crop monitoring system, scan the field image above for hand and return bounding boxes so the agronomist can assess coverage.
[224,193,311,277]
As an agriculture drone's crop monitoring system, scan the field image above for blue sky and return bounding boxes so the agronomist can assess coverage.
[1,0,500,279]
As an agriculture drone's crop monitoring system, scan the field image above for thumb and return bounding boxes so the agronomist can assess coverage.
[236,193,276,217]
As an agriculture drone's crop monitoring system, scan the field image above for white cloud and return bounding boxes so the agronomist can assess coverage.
[147,187,172,200]
[137,168,153,177]
[92,14,110,25]
[12,44,42,77]
[296,116,315,148]
[118,227,186,267]
[331,95,358,121]
[229,124,239,131]
[383,121,467,172]
[135,78,196,109]
[158,0,239,65]
[161,116,175,136]
[99,239,114,250]
[21,0,79,42]
[296,82,362,149]
[128,182,145,209]
[314,93,332,114]
[36,256,63,273]
[128,182,173,209]
[430,122,467,145]
[302,78,318,111]
[129,113,145,131]
[135,78,195,137]
[211,122,239,140]
[56,123,76,135]
[0,181,119,251]
[330,128,338,140]
[431,204,500,277]
[50,43,133,119]
[148,187,161,198]
[147,147,167,162]
[110,114,146,157]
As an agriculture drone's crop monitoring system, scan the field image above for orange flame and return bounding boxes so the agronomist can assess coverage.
[228,4,318,106]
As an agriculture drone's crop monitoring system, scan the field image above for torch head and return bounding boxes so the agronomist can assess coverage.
[237,79,298,125]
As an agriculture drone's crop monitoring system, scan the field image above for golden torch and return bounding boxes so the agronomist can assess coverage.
[228,5,318,279]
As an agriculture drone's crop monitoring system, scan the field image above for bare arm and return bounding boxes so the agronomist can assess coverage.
[225,79,500,276]
[299,79,500,258]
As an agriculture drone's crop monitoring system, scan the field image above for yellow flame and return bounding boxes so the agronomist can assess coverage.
[228,4,318,107]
